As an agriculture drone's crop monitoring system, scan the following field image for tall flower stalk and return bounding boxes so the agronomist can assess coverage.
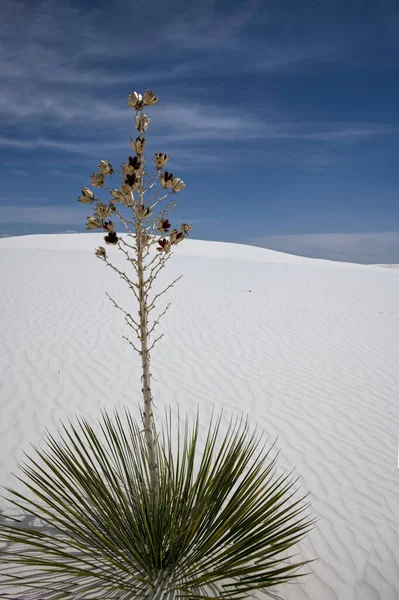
[79,89,192,488]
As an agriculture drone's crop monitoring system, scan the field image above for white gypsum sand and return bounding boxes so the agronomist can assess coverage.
[0,232,398,600]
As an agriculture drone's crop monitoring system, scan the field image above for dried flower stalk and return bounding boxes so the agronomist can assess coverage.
[77,89,191,489]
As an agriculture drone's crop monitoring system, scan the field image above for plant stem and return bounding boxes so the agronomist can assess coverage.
[137,137,158,490]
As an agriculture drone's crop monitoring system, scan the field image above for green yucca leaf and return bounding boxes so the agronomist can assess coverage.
[0,408,314,600]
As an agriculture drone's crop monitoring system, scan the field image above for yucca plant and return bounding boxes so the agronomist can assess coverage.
[0,89,314,599]
[0,410,313,600]
[80,89,191,488]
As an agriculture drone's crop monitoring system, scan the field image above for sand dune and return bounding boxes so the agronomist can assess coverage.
[1,233,398,599]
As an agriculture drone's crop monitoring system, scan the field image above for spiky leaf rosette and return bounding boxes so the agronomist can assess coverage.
[0,410,313,600]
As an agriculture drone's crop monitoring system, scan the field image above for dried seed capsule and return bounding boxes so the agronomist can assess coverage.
[95,203,111,220]
[86,216,102,230]
[78,187,95,203]
[135,113,150,134]
[98,160,113,175]
[171,178,185,193]
[181,223,192,234]
[90,172,105,188]
[158,219,171,233]
[142,89,159,106]
[128,91,143,110]
[95,246,107,258]
[154,153,169,169]
[130,137,146,154]
[104,231,119,245]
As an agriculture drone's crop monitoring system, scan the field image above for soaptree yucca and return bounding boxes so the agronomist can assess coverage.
[0,89,314,599]
[0,410,313,600]
[80,88,191,488]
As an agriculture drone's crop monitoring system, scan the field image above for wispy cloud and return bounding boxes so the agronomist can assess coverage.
[0,100,395,156]
[163,1,259,51]
[0,204,84,225]
[0,0,397,166]
[1,0,399,242]
[254,43,339,72]
[0,135,126,155]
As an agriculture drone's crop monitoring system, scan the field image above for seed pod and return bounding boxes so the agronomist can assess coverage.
[169,228,178,243]
[154,153,169,169]
[128,156,141,170]
[110,189,124,203]
[158,219,171,233]
[119,183,132,197]
[171,178,185,193]
[82,187,94,199]
[156,238,171,253]
[90,172,105,188]
[120,184,135,206]
[86,216,102,230]
[160,171,174,189]
[123,195,135,208]
[170,229,184,245]
[122,161,134,176]
[103,220,115,232]
[98,160,113,176]
[125,173,137,188]
[78,187,95,204]
[135,113,150,134]
[128,91,143,110]
[95,246,107,258]
[104,231,119,245]
[130,137,146,155]
[181,223,192,234]
[95,203,111,220]
[143,89,159,106]
[136,205,152,220]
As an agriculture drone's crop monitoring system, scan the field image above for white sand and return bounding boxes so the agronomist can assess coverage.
[0,233,398,599]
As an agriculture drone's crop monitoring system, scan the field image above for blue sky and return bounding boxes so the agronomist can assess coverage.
[1,0,399,263]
